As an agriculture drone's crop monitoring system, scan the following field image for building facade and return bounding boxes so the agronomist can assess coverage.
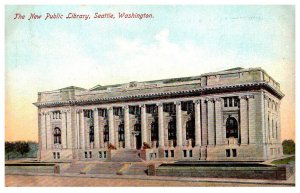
[34,67,284,162]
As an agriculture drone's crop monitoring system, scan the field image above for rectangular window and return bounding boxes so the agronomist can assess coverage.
[234,98,239,107]
[89,151,92,158]
[165,150,168,158]
[232,149,237,157]
[171,150,174,158]
[183,150,187,157]
[226,149,230,157]
[53,152,56,159]
[224,98,228,107]
[99,151,102,158]
[85,152,88,158]
[57,152,60,159]
[229,98,233,107]
[103,151,107,158]
[189,150,193,157]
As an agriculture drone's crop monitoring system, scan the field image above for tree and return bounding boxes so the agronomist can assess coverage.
[282,139,295,155]
[5,142,15,160]
[15,141,30,157]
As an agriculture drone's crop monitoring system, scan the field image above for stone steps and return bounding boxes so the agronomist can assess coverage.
[110,150,143,162]
[87,163,124,174]
[123,163,148,175]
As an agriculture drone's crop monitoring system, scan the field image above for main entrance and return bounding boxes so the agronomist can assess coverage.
[134,124,142,149]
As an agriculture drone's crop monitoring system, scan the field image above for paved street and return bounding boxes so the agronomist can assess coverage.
[5,175,291,187]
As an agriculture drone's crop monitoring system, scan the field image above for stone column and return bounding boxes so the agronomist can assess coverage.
[85,114,90,149]
[61,110,67,149]
[141,104,147,146]
[240,96,249,145]
[207,99,215,146]
[262,93,268,159]
[201,99,208,145]
[158,103,164,148]
[248,96,256,144]
[99,118,104,148]
[194,100,202,146]
[76,110,80,149]
[277,102,281,143]
[80,110,85,150]
[46,112,52,149]
[66,109,72,149]
[124,105,131,149]
[175,101,183,147]
[269,112,273,141]
[40,112,47,150]
[264,95,269,144]
[94,108,100,148]
[108,107,115,146]
[215,98,223,145]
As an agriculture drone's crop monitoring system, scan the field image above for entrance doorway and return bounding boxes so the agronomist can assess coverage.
[134,124,142,149]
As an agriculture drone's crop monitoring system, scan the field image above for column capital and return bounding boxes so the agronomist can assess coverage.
[205,98,214,102]
[107,106,113,111]
[156,102,163,107]
[139,104,146,108]
[193,99,201,104]
[247,95,255,99]
[264,94,269,100]
[174,101,181,106]
[76,109,83,113]
[61,109,70,113]
[239,95,248,100]
[123,105,129,109]
[93,108,98,112]
[213,98,222,102]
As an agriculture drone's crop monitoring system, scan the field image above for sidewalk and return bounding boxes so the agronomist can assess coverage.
[6,170,295,186]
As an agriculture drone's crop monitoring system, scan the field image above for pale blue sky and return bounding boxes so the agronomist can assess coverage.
[5,5,295,141]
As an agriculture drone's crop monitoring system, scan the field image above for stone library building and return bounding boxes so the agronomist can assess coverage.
[34,67,284,162]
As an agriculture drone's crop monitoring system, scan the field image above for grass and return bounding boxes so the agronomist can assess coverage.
[271,156,295,165]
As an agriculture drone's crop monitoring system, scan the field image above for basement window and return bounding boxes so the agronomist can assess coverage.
[165,150,168,158]
[171,150,174,158]
[232,149,237,157]
[183,150,187,157]
[189,150,193,157]
[226,149,230,157]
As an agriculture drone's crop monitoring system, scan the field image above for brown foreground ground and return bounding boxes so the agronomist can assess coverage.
[5,175,288,187]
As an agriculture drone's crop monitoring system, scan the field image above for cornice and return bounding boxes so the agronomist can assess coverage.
[34,81,284,108]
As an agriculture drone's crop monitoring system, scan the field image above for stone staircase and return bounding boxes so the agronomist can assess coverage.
[123,163,148,175]
[87,163,124,175]
[109,150,143,162]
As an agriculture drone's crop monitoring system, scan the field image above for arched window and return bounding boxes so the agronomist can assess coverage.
[226,117,238,138]
[89,126,94,143]
[118,124,124,141]
[151,120,158,141]
[168,120,176,140]
[186,120,195,140]
[104,125,109,142]
[53,127,61,144]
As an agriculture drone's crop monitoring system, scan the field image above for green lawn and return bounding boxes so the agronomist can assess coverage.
[271,156,295,165]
